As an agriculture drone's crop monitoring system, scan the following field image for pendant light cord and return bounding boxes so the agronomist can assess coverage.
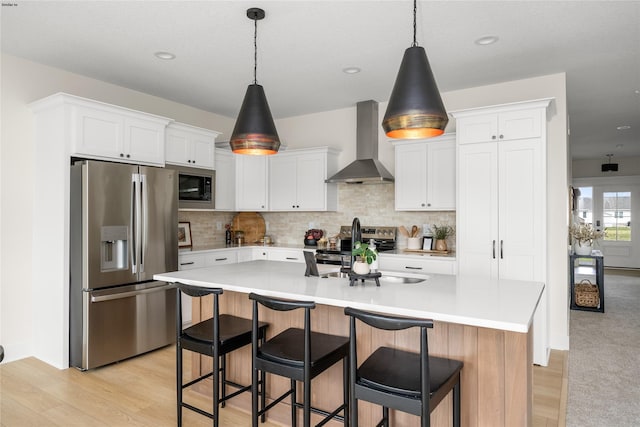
[412,0,417,47]
[253,15,258,84]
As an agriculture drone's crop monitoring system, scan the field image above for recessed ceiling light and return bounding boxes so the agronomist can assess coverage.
[616,144,624,149]
[154,51,176,60]
[474,36,499,46]
[616,125,631,130]
[635,89,640,94]
[342,67,361,74]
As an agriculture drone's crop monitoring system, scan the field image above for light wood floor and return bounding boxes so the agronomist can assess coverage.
[0,346,567,426]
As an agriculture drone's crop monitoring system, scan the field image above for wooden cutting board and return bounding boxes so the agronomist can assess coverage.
[231,212,266,244]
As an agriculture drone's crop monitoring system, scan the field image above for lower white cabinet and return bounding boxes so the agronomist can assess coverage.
[266,248,305,263]
[378,255,456,275]
[205,249,238,266]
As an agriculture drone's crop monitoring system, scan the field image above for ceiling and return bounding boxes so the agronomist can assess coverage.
[2,1,639,160]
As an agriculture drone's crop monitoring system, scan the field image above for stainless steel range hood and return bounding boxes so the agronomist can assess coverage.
[326,100,394,184]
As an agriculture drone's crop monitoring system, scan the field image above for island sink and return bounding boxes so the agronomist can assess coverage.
[320,270,427,284]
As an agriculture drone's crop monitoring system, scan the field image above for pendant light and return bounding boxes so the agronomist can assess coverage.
[382,0,448,139]
[230,7,281,155]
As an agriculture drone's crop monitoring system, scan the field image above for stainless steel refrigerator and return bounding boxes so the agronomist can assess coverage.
[70,160,178,370]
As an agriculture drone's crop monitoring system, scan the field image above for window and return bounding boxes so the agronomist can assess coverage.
[577,187,593,226]
[603,191,631,241]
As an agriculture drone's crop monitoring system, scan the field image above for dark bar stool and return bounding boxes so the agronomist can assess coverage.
[344,307,463,427]
[176,283,268,427]
[249,292,349,427]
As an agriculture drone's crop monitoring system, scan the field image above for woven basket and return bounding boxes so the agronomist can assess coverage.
[575,279,600,308]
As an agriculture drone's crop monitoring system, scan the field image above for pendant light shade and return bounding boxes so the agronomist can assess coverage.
[230,7,280,155]
[383,1,448,139]
[230,84,280,155]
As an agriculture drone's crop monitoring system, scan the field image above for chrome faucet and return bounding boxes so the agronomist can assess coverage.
[351,217,361,268]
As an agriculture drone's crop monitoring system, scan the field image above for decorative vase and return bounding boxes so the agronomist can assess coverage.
[435,239,448,252]
[352,260,370,275]
[574,241,592,256]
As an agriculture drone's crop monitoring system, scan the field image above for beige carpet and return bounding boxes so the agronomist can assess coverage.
[566,270,640,426]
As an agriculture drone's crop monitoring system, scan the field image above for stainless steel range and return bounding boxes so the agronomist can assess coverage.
[315,225,396,266]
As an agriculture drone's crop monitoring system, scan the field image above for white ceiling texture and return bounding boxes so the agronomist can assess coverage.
[2,1,639,160]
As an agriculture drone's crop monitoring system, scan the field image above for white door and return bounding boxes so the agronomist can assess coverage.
[575,180,640,268]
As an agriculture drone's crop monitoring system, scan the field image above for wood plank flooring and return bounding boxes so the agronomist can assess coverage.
[0,346,567,426]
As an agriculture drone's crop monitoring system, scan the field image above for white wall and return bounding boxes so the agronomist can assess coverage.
[1,51,569,367]
[573,156,640,178]
[0,53,234,365]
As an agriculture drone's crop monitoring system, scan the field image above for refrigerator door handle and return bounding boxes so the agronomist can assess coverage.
[131,175,139,274]
[90,283,174,303]
[140,174,147,274]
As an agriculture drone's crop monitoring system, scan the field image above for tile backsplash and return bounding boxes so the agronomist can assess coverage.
[179,184,456,250]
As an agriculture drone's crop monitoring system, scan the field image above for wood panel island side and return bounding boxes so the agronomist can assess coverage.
[155,260,543,427]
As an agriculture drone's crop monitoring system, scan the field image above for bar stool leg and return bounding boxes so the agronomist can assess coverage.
[453,381,461,427]
[304,376,311,427]
[221,354,227,408]
[343,357,349,427]
[252,366,259,427]
[291,379,297,427]
[177,345,183,427]
[382,406,389,427]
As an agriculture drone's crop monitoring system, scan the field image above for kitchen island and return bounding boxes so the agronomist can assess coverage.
[155,260,543,426]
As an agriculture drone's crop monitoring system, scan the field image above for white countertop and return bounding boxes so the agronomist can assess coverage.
[154,260,542,333]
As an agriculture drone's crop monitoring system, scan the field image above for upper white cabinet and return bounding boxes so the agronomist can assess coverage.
[456,104,544,145]
[236,155,269,211]
[269,147,339,211]
[66,95,171,166]
[214,149,236,211]
[166,123,220,169]
[452,98,552,366]
[393,134,456,211]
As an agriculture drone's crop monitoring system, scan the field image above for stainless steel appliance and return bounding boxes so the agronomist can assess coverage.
[315,225,397,266]
[70,160,178,370]
[167,165,215,209]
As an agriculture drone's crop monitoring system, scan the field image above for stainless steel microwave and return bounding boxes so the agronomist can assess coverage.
[167,165,215,209]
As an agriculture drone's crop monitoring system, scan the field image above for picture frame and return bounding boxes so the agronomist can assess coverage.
[423,237,433,251]
[178,222,192,248]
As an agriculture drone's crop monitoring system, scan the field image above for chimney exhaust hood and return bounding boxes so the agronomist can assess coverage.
[325,100,394,184]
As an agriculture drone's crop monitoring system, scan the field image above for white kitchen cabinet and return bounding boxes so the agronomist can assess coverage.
[452,98,552,365]
[455,104,543,145]
[378,254,456,275]
[69,96,170,166]
[178,252,207,270]
[236,155,268,211]
[393,135,456,211]
[266,247,305,263]
[166,122,220,169]
[269,147,339,211]
[214,149,235,211]
[205,249,238,266]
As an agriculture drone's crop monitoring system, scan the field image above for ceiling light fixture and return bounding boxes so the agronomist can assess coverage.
[154,51,176,60]
[342,67,361,74]
[616,125,631,130]
[229,7,280,155]
[382,0,448,139]
[601,154,619,172]
[474,35,499,46]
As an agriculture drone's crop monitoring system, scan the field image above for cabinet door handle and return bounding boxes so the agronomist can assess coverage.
[492,135,497,140]
[405,266,423,270]
[215,257,228,262]
[286,257,298,260]
[492,240,496,259]
[500,240,504,259]
[180,261,195,266]
[499,134,504,139]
